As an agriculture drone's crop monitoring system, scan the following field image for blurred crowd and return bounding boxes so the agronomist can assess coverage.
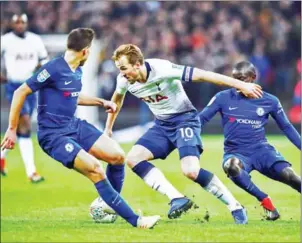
[1,1,301,123]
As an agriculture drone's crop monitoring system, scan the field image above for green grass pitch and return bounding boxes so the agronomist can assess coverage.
[1,135,300,242]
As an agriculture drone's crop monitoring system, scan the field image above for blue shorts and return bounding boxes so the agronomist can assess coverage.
[223,144,291,179]
[6,82,36,116]
[136,111,203,160]
[37,118,102,169]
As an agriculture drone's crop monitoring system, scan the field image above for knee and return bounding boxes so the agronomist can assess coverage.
[181,158,200,180]
[223,157,242,177]
[109,150,125,165]
[86,162,106,182]
[125,154,140,168]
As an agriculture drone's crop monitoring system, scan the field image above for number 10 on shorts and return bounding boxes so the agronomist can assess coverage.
[180,127,194,139]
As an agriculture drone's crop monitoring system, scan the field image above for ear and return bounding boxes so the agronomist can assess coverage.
[82,49,87,56]
[134,62,141,69]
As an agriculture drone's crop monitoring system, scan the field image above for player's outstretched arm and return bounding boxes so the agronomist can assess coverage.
[77,93,117,113]
[199,94,221,127]
[104,91,125,137]
[271,100,301,150]
[1,83,32,150]
[191,68,263,98]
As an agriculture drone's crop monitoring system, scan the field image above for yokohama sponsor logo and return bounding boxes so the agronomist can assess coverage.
[236,119,261,125]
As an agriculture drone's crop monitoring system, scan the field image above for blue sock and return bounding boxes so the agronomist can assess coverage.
[106,164,125,193]
[132,161,154,178]
[95,179,139,226]
[230,169,267,201]
[194,168,214,187]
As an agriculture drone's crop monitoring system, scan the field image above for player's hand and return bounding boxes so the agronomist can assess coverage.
[103,100,117,113]
[1,128,17,150]
[104,128,113,137]
[240,83,263,99]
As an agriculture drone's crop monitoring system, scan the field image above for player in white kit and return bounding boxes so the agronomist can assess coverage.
[105,44,262,224]
[0,14,48,182]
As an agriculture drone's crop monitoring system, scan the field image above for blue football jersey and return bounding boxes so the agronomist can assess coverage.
[199,88,301,153]
[26,56,82,128]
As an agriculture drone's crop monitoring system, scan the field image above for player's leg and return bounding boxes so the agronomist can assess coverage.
[180,152,247,224]
[17,93,44,183]
[73,149,160,228]
[175,119,247,223]
[88,134,125,193]
[223,156,269,202]
[126,125,191,218]
[272,163,301,193]
[223,156,280,220]
[0,149,8,176]
[76,119,125,193]
[40,134,160,229]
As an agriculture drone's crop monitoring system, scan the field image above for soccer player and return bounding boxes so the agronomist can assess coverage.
[105,44,263,224]
[199,61,301,220]
[0,14,48,182]
[1,28,160,229]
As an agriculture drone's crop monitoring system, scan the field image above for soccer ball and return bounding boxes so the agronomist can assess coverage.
[89,197,118,223]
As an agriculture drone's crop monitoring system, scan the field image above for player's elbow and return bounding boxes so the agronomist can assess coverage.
[14,83,32,98]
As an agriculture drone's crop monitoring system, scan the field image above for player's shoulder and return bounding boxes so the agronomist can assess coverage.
[262,91,279,104]
[39,57,61,74]
[1,31,14,40]
[26,32,43,41]
[145,58,172,69]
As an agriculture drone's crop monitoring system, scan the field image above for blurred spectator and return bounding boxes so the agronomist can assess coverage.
[1,1,301,111]
[289,59,301,124]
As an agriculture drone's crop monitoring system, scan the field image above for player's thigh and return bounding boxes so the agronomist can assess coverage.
[76,119,124,164]
[39,134,82,169]
[133,124,174,162]
[89,134,125,165]
[175,122,203,160]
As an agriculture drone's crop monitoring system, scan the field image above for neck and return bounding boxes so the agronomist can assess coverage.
[13,31,25,38]
[138,63,147,83]
[64,50,81,72]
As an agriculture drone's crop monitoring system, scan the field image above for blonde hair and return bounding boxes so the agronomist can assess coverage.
[112,44,144,65]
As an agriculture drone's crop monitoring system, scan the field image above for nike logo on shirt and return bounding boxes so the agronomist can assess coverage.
[229,107,238,110]
[65,81,72,85]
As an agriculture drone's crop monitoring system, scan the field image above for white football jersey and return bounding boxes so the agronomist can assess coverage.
[116,58,196,120]
[1,31,48,82]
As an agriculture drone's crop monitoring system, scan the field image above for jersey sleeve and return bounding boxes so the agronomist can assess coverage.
[115,74,128,95]
[36,36,49,65]
[161,60,194,82]
[270,96,301,149]
[26,63,54,92]
[199,93,222,126]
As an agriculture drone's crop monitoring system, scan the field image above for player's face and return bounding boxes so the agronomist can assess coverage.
[115,55,140,84]
[13,19,27,34]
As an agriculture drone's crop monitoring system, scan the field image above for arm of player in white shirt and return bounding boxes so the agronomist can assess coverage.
[191,68,263,99]
[104,91,126,137]
[0,35,7,83]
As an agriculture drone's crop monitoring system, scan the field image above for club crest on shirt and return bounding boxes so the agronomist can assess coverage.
[37,69,50,82]
[65,143,74,153]
[256,107,264,116]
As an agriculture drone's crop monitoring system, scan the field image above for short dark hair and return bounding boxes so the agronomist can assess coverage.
[67,28,95,52]
[232,61,257,82]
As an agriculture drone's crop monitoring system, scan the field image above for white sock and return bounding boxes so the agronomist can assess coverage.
[143,167,184,201]
[18,137,36,177]
[204,175,242,212]
[1,149,9,159]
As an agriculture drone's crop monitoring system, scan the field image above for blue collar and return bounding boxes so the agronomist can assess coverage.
[145,61,151,80]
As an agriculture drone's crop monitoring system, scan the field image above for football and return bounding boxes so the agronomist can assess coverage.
[89,197,118,223]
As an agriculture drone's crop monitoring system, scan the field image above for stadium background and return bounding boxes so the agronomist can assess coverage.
[1,1,301,136]
[0,2,301,242]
